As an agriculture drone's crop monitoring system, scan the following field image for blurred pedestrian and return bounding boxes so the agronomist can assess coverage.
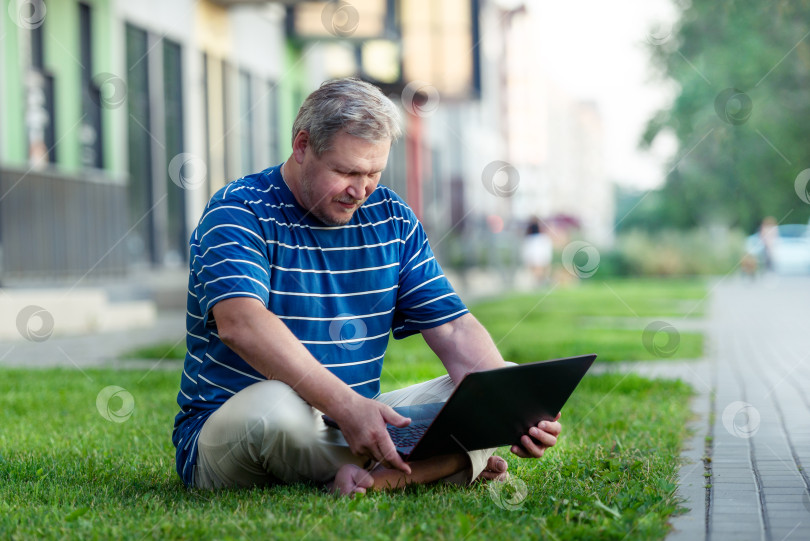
[522,216,552,284]
[759,216,778,272]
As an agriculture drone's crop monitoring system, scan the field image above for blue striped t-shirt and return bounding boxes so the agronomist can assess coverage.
[172,164,468,486]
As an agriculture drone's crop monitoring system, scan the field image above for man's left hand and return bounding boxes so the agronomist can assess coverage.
[510,412,562,459]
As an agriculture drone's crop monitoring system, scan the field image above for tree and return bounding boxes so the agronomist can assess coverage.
[642,0,810,233]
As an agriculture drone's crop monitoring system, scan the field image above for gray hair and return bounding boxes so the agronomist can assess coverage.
[292,78,402,156]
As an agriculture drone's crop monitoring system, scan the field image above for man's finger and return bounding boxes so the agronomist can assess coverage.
[379,439,411,474]
[519,434,545,458]
[530,426,558,447]
[510,444,530,458]
[539,420,562,437]
[382,406,411,428]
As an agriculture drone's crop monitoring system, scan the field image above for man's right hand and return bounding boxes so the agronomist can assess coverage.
[330,396,412,475]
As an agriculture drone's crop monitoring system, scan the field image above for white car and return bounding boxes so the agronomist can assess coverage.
[746,224,810,274]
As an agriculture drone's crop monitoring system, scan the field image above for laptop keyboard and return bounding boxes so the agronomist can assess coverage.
[387,422,430,452]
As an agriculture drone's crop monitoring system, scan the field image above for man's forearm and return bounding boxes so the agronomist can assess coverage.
[212,298,357,418]
[422,313,506,384]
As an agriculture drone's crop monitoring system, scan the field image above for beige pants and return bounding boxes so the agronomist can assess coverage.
[194,374,494,489]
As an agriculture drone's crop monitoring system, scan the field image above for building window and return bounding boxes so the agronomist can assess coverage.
[125,23,154,265]
[28,6,57,165]
[79,2,103,169]
[163,39,187,263]
[267,80,280,165]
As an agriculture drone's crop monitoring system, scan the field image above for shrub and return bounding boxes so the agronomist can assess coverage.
[600,228,746,277]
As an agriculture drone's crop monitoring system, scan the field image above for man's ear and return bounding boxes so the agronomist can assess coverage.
[292,131,309,164]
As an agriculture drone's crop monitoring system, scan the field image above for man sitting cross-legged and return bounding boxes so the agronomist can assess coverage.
[171,78,561,495]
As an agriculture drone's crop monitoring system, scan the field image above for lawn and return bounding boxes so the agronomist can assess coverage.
[1,278,705,540]
[123,279,706,365]
[0,369,691,540]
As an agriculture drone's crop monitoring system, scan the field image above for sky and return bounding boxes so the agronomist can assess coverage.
[526,0,680,190]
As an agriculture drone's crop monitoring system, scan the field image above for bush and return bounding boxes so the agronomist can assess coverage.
[600,228,746,277]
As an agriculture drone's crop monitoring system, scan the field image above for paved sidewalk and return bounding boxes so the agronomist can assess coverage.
[594,276,810,540]
[669,276,810,541]
[0,310,186,369]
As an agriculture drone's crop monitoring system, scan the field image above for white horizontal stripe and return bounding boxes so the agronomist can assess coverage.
[199,223,264,245]
[278,307,395,321]
[266,238,404,252]
[411,256,434,272]
[206,290,266,307]
[322,353,385,368]
[188,351,203,364]
[243,245,265,258]
[230,182,276,195]
[188,289,197,298]
[399,275,443,300]
[348,377,380,388]
[403,309,469,326]
[362,196,409,211]
[199,258,269,277]
[191,241,265,268]
[260,201,297,209]
[182,368,197,384]
[198,374,236,395]
[191,240,240,263]
[183,429,200,452]
[401,240,429,273]
[199,204,254,224]
[198,394,208,402]
[405,221,419,242]
[270,284,398,298]
[301,330,389,345]
[187,331,209,343]
[204,274,269,294]
[269,262,398,275]
[179,388,193,401]
[406,292,456,310]
[187,311,204,320]
[205,353,264,382]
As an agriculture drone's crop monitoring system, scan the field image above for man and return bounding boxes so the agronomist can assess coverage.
[172,78,561,495]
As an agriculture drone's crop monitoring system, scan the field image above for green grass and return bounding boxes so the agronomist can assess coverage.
[473,279,705,364]
[0,368,692,540]
[3,278,704,539]
[122,278,707,364]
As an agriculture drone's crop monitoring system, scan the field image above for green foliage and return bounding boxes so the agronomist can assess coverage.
[0,369,692,540]
[599,228,747,277]
[641,0,810,231]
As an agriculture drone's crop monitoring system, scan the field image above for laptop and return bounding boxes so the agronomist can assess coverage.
[323,354,596,461]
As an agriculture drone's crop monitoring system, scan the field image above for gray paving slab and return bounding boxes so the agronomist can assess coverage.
[668,276,810,540]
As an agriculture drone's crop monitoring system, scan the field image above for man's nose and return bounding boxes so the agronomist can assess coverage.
[346,176,370,200]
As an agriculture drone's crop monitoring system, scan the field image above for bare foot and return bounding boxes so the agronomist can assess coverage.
[476,456,509,483]
[328,464,374,496]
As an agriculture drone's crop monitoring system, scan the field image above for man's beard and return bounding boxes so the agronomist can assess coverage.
[300,173,360,226]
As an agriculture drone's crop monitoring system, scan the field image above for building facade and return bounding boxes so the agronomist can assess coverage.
[0,0,613,289]
[0,0,300,284]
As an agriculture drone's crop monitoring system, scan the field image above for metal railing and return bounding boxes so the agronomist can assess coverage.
[0,166,129,284]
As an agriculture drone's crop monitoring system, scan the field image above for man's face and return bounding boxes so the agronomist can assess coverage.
[297,131,390,226]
